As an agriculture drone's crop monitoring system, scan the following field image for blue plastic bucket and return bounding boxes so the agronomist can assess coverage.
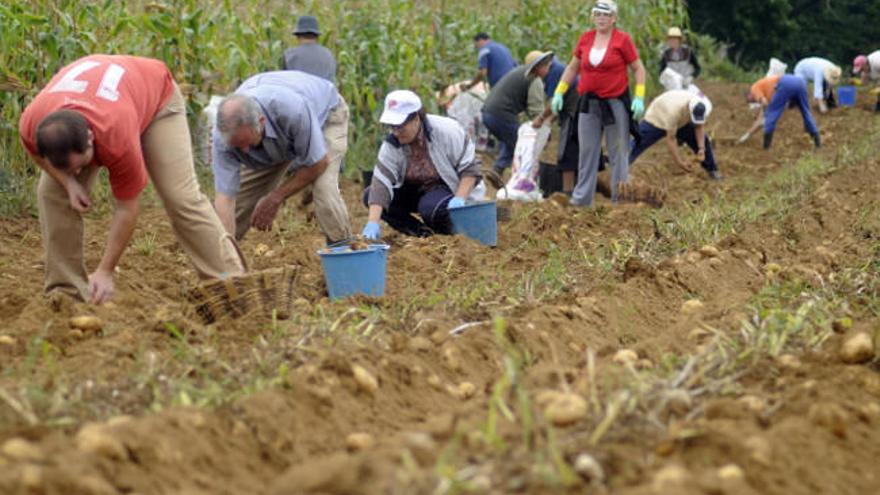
[317,244,390,300]
[449,201,497,246]
[838,85,857,107]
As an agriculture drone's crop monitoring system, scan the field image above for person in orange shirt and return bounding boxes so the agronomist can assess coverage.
[737,74,820,149]
[19,54,245,305]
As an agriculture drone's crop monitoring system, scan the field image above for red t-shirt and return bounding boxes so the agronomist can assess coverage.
[20,55,175,200]
[573,29,639,98]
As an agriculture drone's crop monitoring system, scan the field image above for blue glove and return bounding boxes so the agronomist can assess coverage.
[631,97,645,120]
[448,196,466,209]
[551,93,564,115]
[362,221,381,240]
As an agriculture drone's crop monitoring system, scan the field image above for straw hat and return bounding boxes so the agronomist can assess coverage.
[667,27,683,38]
[524,50,554,76]
[824,65,842,85]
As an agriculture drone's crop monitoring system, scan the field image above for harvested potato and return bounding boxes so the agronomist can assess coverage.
[840,332,874,364]
[69,315,103,332]
[1,438,43,462]
[776,354,802,370]
[345,432,375,452]
[681,299,705,315]
[652,464,691,491]
[349,240,370,251]
[351,365,379,394]
[574,453,605,484]
[717,464,745,482]
[76,423,127,460]
[456,382,476,400]
[544,393,588,427]
[613,349,638,366]
[0,335,17,346]
[699,245,720,258]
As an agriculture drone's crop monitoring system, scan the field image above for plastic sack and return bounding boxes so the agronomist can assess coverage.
[660,67,685,91]
[767,58,787,77]
[196,95,224,167]
[445,82,493,152]
[496,123,551,202]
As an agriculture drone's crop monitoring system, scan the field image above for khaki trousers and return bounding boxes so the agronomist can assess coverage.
[234,95,352,242]
[38,84,246,300]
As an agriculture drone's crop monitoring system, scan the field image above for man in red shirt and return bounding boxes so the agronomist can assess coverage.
[20,55,245,305]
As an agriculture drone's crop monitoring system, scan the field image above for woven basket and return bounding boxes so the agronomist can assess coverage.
[186,265,299,324]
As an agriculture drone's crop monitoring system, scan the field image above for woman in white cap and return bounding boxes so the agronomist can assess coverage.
[362,90,482,239]
[629,90,720,179]
[853,51,880,112]
[659,27,701,87]
[793,56,842,113]
[550,0,647,207]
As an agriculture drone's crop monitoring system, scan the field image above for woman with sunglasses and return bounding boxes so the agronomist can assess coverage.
[550,0,647,207]
[361,90,482,239]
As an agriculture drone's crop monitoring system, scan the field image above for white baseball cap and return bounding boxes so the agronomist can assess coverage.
[592,1,618,14]
[379,90,422,125]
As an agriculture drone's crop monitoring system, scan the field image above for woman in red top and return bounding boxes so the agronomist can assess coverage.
[550,0,646,207]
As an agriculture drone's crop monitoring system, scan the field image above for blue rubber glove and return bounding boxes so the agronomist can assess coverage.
[551,93,564,115]
[362,221,381,240]
[448,196,466,209]
[631,97,645,120]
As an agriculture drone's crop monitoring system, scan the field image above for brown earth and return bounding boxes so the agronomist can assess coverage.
[0,81,878,494]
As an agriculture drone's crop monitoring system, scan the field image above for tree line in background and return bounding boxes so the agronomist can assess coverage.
[688,0,880,69]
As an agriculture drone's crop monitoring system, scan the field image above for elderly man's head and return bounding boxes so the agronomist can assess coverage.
[217,95,265,152]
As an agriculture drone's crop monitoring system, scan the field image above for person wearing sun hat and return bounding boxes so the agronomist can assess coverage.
[361,90,482,239]
[282,15,337,82]
[738,73,820,150]
[550,0,648,207]
[628,90,720,180]
[481,50,554,180]
[853,51,880,112]
[793,56,843,113]
[659,27,701,87]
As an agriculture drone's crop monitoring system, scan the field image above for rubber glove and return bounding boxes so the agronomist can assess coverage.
[631,97,645,120]
[551,93,564,115]
[448,197,466,209]
[362,221,381,240]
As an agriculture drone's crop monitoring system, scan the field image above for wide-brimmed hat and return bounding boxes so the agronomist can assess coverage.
[592,1,618,14]
[294,15,320,36]
[667,27,683,38]
[524,50,554,76]
[689,96,713,124]
[379,90,422,125]
[824,65,842,85]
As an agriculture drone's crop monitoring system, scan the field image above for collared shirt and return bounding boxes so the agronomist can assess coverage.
[645,90,701,132]
[482,66,546,122]
[478,41,518,86]
[866,50,880,81]
[794,57,835,100]
[282,43,337,82]
[212,71,339,196]
[573,29,639,99]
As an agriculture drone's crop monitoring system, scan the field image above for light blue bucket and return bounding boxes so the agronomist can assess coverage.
[317,244,390,300]
[838,85,857,107]
[449,201,497,246]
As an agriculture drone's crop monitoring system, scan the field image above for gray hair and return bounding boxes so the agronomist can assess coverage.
[216,94,262,138]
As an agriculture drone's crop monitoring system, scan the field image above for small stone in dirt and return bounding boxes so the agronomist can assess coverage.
[0,335,17,346]
[685,251,702,264]
[443,346,462,372]
[424,413,457,440]
[408,336,433,352]
[681,299,704,315]
[345,432,375,452]
[68,329,86,340]
[76,423,127,460]
[808,402,849,438]
[574,453,605,484]
[652,464,691,491]
[776,354,802,370]
[456,381,476,400]
[840,332,875,364]
[744,435,772,466]
[427,375,444,391]
[544,393,588,427]
[699,245,721,258]
[708,257,724,268]
[1,438,43,462]
[19,464,42,490]
[663,390,693,416]
[613,349,639,366]
[351,364,379,394]
[831,317,853,334]
[69,315,103,332]
[717,464,745,482]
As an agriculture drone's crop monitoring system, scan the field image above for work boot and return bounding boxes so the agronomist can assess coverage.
[811,133,822,149]
[763,132,774,150]
[706,169,723,181]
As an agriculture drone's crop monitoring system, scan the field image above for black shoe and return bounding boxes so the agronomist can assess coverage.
[811,133,822,148]
[706,170,723,181]
[763,132,774,150]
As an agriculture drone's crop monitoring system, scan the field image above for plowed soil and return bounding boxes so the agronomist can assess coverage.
[1,82,878,495]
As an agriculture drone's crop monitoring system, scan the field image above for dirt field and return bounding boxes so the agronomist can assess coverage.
[1,82,879,494]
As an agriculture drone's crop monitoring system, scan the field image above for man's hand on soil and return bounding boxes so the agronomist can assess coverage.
[736,133,750,145]
[88,269,114,305]
[67,180,92,213]
[696,149,706,163]
[251,194,283,231]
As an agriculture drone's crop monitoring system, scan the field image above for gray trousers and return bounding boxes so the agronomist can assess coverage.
[572,99,630,206]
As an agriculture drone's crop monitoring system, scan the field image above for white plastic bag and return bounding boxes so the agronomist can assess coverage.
[660,67,685,91]
[767,58,787,77]
[196,95,224,166]
[496,123,550,202]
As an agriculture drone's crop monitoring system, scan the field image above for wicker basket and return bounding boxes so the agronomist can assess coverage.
[186,265,299,324]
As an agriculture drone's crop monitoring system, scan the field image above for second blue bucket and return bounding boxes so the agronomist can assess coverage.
[838,85,857,107]
[449,201,497,246]
[317,244,390,300]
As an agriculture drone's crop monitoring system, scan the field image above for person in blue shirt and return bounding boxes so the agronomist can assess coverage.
[462,33,517,90]
[537,56,580,194]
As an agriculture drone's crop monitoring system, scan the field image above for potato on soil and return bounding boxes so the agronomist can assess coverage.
[699,245,720,258]
[2,438,43,462]
[574,453,605,484]
[76,423,127,460]
[351,364,379,394]
[613,349,638,365]
[840,332,874,364]
[69,315,103,332]
[652,464,691,491]
[544,393,588,427]
[345,432,375,452]
[0,335,17,346]
[681,299,705,315]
